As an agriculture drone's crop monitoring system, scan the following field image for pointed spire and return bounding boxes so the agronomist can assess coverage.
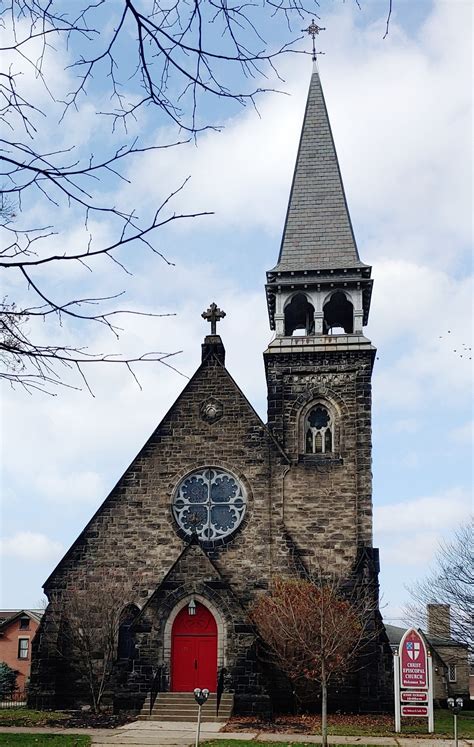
[273,65,365,272]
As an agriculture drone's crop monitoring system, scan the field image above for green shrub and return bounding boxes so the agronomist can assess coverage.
[0,661,18,699]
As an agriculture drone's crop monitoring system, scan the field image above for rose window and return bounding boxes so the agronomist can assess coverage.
[172,468,246,541]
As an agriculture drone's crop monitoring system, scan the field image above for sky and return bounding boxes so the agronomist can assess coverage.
[1,0,472,626]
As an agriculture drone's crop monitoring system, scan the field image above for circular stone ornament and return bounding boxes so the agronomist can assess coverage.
[200,397,223,424]
[172,467,246,542]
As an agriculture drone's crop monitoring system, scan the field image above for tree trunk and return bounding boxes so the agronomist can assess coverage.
[321,661,328,747]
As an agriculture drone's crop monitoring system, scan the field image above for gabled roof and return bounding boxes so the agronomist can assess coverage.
[273,64,366,273]
[43,340,289,591]
[138,536,228,617]
[0,609,44,630]
[385,623,468,650]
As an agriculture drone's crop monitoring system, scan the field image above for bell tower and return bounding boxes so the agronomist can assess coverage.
[264,61,377,568]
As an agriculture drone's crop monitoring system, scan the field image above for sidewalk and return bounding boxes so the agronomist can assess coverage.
[0,722,473,747]
[90,720,473,746]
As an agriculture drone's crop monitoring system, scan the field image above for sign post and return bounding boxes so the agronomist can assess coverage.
[394,628,433,734]
[394,651,401,732]
[428,652,434,733]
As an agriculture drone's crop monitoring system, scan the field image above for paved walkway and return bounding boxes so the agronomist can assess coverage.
[89,721,473,747]
[0,722,473,747]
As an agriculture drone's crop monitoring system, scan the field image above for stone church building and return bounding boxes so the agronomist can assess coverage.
[31,64,392,715]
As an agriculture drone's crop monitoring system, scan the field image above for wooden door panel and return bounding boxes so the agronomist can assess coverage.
[171,636,196,692]
[196,636,217,690]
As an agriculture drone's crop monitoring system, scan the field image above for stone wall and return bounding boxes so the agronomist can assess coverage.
[30,349,290,710]
[30,341,391,714]
[432,645,470,701]
[265,346,375,570]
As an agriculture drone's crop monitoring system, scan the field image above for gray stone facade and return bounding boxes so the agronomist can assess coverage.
[29,338,391,714]
[265,344,375,564]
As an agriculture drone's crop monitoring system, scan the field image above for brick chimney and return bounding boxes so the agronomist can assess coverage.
[427,604,451,637]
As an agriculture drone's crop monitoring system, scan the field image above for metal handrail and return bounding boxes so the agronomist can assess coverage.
[216,667,226,716]
[149,667,162,715]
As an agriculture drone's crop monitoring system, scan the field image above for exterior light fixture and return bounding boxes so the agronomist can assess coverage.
[188,597,196,616]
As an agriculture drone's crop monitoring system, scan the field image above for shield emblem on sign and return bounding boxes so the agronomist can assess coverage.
[406,641,420,660]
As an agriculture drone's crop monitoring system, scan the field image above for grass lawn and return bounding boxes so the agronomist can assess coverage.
[226,708,474,739]
[325,710,473,737]
[0,736,91,746]
[0,713,68,728]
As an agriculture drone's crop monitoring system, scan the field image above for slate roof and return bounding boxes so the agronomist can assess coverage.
[385,623,468,650]
[0,609,44,629]
[273,63,366,273]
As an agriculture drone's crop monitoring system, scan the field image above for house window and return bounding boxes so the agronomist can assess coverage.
[19,617,29,630]
[305,405,333,454]
[448,664,457,682]
[18,638,29,659]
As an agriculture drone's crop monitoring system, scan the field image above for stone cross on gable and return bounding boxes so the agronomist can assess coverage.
[201,303,226,335]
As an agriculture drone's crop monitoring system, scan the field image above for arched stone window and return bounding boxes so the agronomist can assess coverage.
[284,293,315,336]
[117,604,139,660]
[305,405,333,454]
[323,291,353,334]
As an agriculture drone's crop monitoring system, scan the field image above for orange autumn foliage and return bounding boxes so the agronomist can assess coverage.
[250,576,365,690]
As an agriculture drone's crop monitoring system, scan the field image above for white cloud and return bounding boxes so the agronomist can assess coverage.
[35,471,106,505]
[375,488,472,566]
[392,419,419,434]
[376,489,471,533]
[2,262,270,527]
[120,86,303,235]
[369,258,472,409]
[383,532,442,567]
[117,0,472,275]
[0,532,64,562]
[449,420,473,445]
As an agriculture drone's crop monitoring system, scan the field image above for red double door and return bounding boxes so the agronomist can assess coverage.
[171,602,217,692]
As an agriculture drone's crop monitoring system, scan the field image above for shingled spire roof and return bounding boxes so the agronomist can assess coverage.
[273,63,366,272]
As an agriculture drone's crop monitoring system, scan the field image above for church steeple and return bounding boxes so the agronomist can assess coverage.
[276,65,363,273]
[266,64,373,338]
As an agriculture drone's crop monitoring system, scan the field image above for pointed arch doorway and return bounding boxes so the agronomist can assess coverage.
[171,601,217,692]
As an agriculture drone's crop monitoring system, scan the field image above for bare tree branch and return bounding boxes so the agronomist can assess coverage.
[250,565,382,745]
[405,519,474,654]
[46,573,137,713]
[1,0,390,394]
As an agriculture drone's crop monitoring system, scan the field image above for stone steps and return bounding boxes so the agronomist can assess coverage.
[139,692,234,722]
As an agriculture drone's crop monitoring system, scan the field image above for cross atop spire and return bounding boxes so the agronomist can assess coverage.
[201,302,226,335]
[302,19,325,62]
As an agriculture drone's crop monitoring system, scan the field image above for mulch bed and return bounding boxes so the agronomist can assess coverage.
[1,712,135,729]
[57,712,134,729]
[223,713,395,734]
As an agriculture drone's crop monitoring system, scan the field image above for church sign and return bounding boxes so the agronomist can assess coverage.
[394,628,434,733]
[400,628,428,688]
